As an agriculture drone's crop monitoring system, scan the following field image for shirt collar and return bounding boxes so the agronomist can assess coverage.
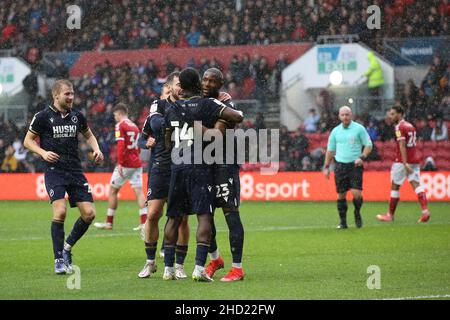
[49,105,71,118]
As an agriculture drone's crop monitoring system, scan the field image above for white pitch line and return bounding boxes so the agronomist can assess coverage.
[0,221,449,242]
[381,294,450,300]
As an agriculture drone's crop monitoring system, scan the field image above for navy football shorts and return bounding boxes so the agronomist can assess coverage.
[44,167,93,208]
[166,166,214,217]
[213,165,240,210]
[147,165,171,201]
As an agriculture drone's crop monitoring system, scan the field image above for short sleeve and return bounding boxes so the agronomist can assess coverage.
[142,116,152,138]
[395,125,405,141]
[78,112,88,133]
[327,129,336,152]
[115,123,124,141]
[150,114,164,134]
[205,98,227,122]
[360,126,373,146]
[28,112,45,135]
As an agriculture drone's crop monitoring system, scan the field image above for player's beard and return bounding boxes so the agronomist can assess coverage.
[61,100,73,111]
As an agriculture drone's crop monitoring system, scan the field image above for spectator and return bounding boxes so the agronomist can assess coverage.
[431,118,449,141]
[1,146,19,172]
[304,109,320,133]
[418,115,434,141]
[366,119,379,141]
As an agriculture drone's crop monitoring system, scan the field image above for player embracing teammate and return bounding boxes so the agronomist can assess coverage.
[162,68,244,281]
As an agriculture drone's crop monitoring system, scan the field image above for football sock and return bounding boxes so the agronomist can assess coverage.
[196,242,210,267]
[209,249,220,260]
[106,208,115,225]
[415,186,429,213]
[353,197,363,215]
[337,199,348,224]
[175,244,188,265]
[208,218,217,253]
[225,211,244,264]
[65,217,91,249]
[164,245,175,267]
[139,207,147,225]
[51,220,65,259]
[389,190,400,215]
[145,241,157,261]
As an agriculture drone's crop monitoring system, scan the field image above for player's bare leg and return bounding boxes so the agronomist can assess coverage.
[174,216,189,279]
[51,199,67,274]
[336,192,348,229]
[94,185,119,230]
[132,187,148,238]
[63,202,96,273]
[162,216,183,280]
[138,198,164,278]
[377,182,400,222]
[410,181,430,222]
[192,213,213,282]
[351,189,363,228]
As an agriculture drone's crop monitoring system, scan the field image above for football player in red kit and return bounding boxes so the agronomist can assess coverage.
[377,106,430,223]
[94,103,147,235]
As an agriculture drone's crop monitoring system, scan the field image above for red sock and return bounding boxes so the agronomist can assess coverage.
[106,215,114,224]
[140,213,147,225]
[389,197,400,215]
[389,190,400,215]
[417,192,429,213]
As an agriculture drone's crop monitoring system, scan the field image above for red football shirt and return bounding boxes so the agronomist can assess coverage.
[115,118,142,168]
[394,119,420,164]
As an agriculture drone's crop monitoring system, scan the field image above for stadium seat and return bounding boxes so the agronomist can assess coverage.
[423,141,437,150]
[416,140,424,150]
[436,149,450,159]
[435,159,450,171]
[437,141,450,151]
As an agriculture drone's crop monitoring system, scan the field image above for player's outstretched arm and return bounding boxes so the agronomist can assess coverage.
[23,130,60,163]
[82,128,104,164]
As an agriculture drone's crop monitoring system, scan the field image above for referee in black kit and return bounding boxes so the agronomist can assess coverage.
[323,106,373,229]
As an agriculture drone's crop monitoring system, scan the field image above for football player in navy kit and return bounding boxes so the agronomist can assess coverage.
[23,79,104,274]
[201,68,245,282]
[162,68,243,282]
[138,72,190,279]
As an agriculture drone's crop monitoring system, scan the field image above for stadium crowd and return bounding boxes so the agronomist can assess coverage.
[1,0,449,60]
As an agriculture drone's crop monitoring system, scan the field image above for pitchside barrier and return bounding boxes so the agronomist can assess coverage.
[1,172,450,202]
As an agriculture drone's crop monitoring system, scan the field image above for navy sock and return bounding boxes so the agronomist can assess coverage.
[175,244,188,265]
[164,245,176,267]
[195,242,210,267]
[145,242,157,260]
[208,218,217,253]
[337,199,348,224]
[225,212,244,264]
[66,217,91,248]
[51,220,64,259]
[353,197,363,215]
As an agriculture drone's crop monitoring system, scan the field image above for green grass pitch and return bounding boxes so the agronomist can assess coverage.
[0,200,449,300]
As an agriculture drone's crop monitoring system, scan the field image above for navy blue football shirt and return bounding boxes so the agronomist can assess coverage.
[29,105,89,171]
